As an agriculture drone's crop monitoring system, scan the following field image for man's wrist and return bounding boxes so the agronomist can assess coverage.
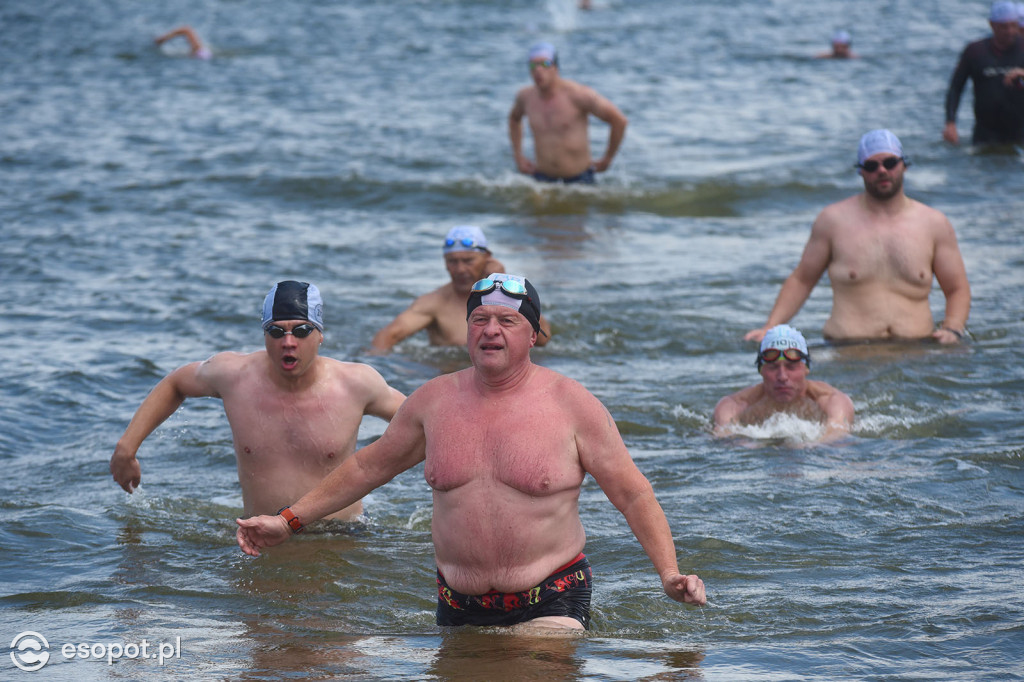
[277,506,304,534]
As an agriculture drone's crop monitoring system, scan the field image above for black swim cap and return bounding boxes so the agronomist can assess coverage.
[466,273,542,334]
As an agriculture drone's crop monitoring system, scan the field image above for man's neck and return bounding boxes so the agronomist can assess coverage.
[472,360,534,395]
[861,190,908,216]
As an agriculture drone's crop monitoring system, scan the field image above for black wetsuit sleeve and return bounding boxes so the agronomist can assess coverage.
[945,48,971,124]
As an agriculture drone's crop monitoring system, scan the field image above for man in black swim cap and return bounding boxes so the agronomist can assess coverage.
[111,281,406,523]
[238,274,706,631]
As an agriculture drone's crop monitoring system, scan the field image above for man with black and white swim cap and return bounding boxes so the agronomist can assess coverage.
[111,281,406,524]
[238,273,706,630]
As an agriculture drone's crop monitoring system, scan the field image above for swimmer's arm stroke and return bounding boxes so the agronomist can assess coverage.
[110,355,230,493]
[236,396,428,556]
[573,386,706,606]
[745,215,832,342]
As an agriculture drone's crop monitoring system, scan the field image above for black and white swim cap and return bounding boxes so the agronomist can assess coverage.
[261,281,324,331]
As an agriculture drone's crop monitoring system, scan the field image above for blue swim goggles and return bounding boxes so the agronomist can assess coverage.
[470,278,529,298]
[445,237,486,250]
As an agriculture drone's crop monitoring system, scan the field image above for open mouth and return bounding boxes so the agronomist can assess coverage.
[282,354,299,369]
[480,342,504,351]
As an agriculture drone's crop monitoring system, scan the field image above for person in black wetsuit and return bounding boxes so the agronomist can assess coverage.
[943,1,1024,146]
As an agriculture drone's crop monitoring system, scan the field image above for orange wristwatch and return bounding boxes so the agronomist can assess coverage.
[277,506,304,534]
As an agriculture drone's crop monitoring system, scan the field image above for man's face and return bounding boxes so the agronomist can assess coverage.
[990,20,1019,50]
[832,41,851,58]
[263,319,322,377]
[759,355,809,404]
[529,58,558,88]
[467,304,536,372]
[859,153,905,200]
[445,251,491,293]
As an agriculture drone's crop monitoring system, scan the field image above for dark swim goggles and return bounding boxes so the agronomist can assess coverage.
[756,347,809,368]
[470,278,529,298]
[855,156,904,173]
[265,323,318,339]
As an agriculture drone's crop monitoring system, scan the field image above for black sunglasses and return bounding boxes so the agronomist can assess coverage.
[856,156,904,173]
[265,323,317,339]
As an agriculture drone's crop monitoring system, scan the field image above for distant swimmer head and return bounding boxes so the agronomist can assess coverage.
[444,225,490,254]
[466,273,542,334]
[831,30,851,45]
[857,129,904,167]
[261,281,324,331]
[989,0,1018,22]
[528,41,558,67]
[757,324,810,370]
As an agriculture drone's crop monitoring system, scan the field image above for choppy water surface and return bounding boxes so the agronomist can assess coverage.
[2,0,1022,679]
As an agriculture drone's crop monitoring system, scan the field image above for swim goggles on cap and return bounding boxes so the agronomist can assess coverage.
[470,278,529,298]
[265,323,318,339]
[445,237,486,250]
[855,157,904,173]
[757,347,808,367]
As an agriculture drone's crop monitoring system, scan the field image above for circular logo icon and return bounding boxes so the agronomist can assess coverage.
[10,632,50,672]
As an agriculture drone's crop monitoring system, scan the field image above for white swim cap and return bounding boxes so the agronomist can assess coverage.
[831,30,851,45]
[528,42,558,63]
[760,324,809,356]
[758,324,810,369]
[857,129,904,166]
[443,225,489,254]
[989,1,1018,22]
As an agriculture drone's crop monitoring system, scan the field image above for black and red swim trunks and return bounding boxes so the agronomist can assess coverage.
[436,552,593,628]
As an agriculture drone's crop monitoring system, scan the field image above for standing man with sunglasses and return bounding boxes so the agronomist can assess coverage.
[943,1,1024,147]
[238,274,706,630]
[745,129,971,346]
[715,325,854,441]
[371,226,549,353]
[111,281,406,523]
[508,42,628,184]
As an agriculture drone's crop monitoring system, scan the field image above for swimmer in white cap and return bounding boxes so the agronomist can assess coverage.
[371,226,550,352]
[817,29,858,59]
[508,41,628,183]
[745,130,970,345]
[715,325,855,442]
[111,281,406,523]
[943,1,1024,146]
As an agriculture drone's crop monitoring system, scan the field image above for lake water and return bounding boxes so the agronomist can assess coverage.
[2,0,1022,679]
